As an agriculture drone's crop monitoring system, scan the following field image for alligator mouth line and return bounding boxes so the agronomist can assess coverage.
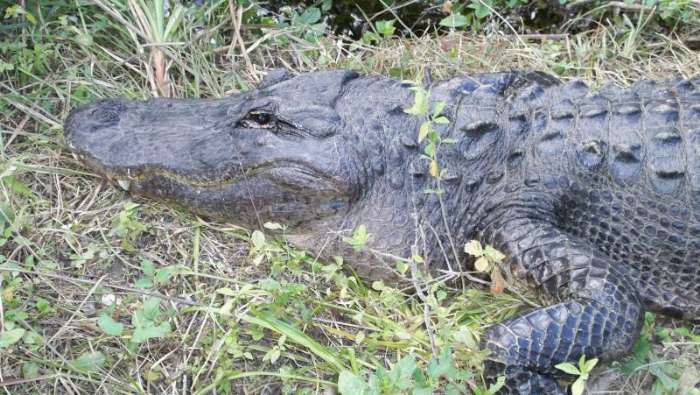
[73,149,339,191]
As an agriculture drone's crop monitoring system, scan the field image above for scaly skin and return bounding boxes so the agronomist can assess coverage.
[64,69,700,393]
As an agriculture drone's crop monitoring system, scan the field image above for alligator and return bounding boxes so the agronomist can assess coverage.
[64,69,700,394]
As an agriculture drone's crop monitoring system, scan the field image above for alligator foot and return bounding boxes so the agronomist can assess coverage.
[492,367,566,395]
[479,217,644,394]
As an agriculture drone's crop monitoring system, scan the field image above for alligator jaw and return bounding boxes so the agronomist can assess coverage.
[63,85,359,232]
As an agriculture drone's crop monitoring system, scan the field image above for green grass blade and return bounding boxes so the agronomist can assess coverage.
[243,313,347,372]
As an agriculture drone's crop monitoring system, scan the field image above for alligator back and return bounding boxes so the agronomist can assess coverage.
[457,74,700,318]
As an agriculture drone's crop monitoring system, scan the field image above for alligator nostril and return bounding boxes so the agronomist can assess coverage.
[90,100,125,126]
[91,108,121,124]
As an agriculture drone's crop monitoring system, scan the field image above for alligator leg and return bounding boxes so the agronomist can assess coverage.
[479,217,644,394]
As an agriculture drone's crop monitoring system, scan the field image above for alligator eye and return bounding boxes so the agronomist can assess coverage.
[240,111,276,128]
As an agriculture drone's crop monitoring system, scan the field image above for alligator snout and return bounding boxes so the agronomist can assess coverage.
[64,99,125,142]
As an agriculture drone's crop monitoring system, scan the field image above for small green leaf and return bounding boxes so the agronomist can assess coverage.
[132,321,171,344]
[427,348,456,380]
[0,328,25,347]
[469,2,492,19]
[295,7,321,25]
[583,357,598,372]
[489,376,507,393]
[395,260,408,274]
[389,355,417,389]
[404,88,429,115]
[432,101,446,117]
[22,362,40,379]
[344,224,371,251]
[264,346,281,364]
[484,245,506,263]
[555,362,580,376]
[571,377,585,395]
[70,352,105,372]
[362,31,380,44]
[433,116,450,124]
[35,298,51,314]
[134,277,154,289]
[338,370,368,394]
[372,280,385,291]
[375,19,396,37]
[423,141,436,157]
[140,259,155,277]
[321,0,332,11]
[251,230,266,249]
[263,222,284,230]
[98,313,124,336]
[453,327,479,349]
[132,297,164,329]
[154,266,177,285]
[439,13,469,28]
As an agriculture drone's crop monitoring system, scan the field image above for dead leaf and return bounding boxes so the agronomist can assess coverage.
[1,288,13,303]
[441,1,453,13]
[490,267,506,294]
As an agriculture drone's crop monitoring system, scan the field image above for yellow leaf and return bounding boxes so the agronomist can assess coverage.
[429,160,439,177]
[1,288,13,303]
[418,122,430,143]
[464,240,483,257]
[474,257,490,272]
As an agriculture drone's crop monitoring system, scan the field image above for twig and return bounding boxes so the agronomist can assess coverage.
[47,275,105,345]
[1,84,61,128]
[602,1,653,12]
[228,0,257,81]
[567,0,652,12]
[3,114,29,150]
[409,255,438,357]
[510,33,569,41]
[0,374,61,387]
[91,0,148,43]
[0,267,198,306]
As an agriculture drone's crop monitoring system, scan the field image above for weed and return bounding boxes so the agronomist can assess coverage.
[110,201,148,252]
[362,20,397,45]
[556,355,599,395]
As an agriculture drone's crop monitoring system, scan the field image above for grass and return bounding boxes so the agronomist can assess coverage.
[2,1,700,394]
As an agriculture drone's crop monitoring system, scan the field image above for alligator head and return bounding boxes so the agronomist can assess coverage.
[64,69,452,280]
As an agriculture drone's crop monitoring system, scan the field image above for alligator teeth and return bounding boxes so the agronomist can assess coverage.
[116,179,130,191]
